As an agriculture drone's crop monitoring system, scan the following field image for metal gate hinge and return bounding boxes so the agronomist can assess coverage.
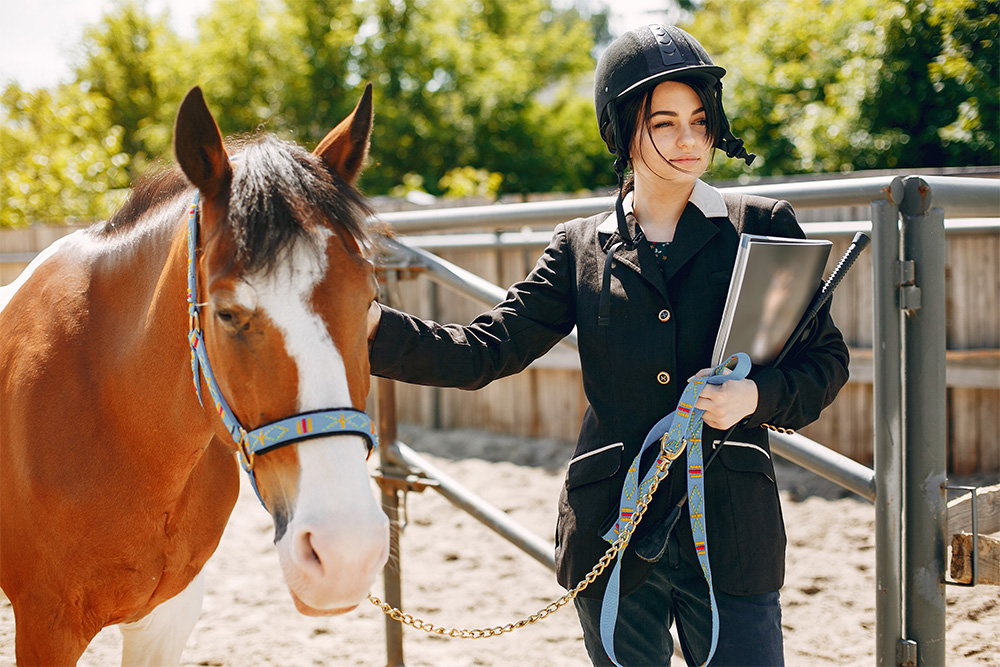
[896,639,918,666]
[896,260,921,312]
[895,260,916,286]
[900,285,922,312]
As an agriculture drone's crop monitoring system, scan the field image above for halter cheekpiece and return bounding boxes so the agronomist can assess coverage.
[185,190,378,505]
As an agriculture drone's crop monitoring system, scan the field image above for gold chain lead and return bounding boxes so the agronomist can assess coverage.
[369,436,681,638]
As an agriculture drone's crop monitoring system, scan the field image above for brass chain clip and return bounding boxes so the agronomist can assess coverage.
[368,436,684,638]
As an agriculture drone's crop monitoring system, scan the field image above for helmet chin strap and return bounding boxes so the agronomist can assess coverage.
[717,130,756,165]
[713,82,756,165]
[608,103,641,250]
[600,102,643,329]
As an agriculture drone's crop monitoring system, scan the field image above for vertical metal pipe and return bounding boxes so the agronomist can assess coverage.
[900,178,948,665]
[376,377,405,667]
[872,196,904,666]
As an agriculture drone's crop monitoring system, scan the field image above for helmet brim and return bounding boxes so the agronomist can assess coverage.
[613,64,726,109]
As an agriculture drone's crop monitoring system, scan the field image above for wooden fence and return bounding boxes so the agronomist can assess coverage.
[2,185,997,474]
[381,214,998,475]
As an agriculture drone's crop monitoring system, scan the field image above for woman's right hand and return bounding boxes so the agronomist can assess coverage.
[367,301,382,341]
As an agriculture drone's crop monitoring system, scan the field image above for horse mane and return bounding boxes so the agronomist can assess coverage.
[97,166,191,235]
[95,134,375,271]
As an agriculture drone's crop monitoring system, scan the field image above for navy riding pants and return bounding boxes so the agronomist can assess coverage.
[573,528,784,666]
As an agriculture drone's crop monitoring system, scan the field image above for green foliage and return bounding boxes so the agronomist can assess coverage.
[2,0,996,226]
[74,0,189,172]
[863,0,998,167]
[2,0,612,226]
[2,83,131,226]
[351,0,610,195]
[438,166,504,200]
[689,0,999,178]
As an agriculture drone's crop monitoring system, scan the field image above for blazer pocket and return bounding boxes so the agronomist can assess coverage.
[716,440,775,482]
[567,442,623,489]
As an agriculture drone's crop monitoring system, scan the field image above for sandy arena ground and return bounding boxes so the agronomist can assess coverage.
[2,425,997,666]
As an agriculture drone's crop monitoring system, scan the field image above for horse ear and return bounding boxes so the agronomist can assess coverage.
[313,83,373,186]
[174,86,232,199]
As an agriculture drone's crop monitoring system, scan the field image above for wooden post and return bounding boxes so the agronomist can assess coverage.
[950,533,1000,585]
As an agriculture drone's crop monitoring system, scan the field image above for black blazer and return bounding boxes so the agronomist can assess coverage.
[370,184,849,599]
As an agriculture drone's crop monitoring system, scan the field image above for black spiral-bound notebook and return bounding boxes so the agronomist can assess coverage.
[712,234,832,367]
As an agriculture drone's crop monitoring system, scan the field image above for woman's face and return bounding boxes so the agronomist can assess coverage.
[629,80,712,190]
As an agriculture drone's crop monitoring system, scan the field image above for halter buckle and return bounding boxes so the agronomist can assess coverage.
[660,436,688,462]
[237,427,255,471]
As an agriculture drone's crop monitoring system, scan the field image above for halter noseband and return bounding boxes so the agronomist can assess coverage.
[185,190,378,505]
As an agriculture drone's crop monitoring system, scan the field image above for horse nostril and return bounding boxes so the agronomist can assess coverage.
[305,533,321,564]
[294,529,324,573]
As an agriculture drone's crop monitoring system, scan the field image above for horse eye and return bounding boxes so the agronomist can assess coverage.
[216,311,234,323]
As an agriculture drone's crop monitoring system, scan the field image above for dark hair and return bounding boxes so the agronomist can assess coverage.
[607,76,725,193]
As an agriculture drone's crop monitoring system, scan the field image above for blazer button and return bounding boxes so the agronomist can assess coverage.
[656,371,670,385]
[658,309,671,322]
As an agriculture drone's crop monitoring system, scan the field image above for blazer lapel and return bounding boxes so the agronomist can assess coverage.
[597,180,729,298]
[598,211,670,301]
[659,203,721,284]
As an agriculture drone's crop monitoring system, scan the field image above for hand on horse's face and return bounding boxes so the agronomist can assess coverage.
[366,301,382,341]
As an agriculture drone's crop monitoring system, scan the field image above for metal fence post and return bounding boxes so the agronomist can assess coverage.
[376,376,406,667]
[900,177,948,666]
[872,192,904,666]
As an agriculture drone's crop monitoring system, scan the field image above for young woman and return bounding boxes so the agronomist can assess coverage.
[367,24,849,666]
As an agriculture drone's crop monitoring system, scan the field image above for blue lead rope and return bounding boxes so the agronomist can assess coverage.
[599,352,751,667]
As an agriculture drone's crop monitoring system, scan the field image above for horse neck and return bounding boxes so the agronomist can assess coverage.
[97,198,220,446]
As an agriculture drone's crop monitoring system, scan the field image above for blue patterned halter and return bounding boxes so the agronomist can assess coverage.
[185,190,378,505]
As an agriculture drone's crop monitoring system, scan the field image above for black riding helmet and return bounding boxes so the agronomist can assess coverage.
[594,24,755,166]
[593,25,755,329]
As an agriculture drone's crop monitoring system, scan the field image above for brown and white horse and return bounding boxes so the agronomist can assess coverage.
[0,85,389,665]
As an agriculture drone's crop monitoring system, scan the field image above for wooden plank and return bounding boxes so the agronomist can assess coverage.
[948,235,1000,348]
[948,483,1000,536]
[533,368,586,441]
[846,347,999,389]
[981,394,1000,473]
[527,346,999,390]
[950,533,1000,585]
[950,387,981,475]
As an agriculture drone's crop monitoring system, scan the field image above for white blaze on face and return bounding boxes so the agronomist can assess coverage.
[236,231,388,612]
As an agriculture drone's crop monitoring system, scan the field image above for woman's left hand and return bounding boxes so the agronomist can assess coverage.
[689,368,759,430]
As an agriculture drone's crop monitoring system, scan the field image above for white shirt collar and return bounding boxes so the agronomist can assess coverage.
[597,180,728,234]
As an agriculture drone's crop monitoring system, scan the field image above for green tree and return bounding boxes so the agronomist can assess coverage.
[278,0,366,143]
[688,0,999,178]
[1,0,618,226]
[186,0,313,137]
[689,0,891,177]
[1,83,131,226]
[353,0,608,195]
[862,0,998,168]
[74,0,188,174]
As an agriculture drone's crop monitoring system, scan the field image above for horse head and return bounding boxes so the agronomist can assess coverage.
[173,85,388,615]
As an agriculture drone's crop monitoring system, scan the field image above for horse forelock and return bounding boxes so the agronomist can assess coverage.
[226,136,374,276]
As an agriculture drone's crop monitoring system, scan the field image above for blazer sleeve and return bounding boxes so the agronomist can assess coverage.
[369,224,577,390]
[743,199,851,430]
